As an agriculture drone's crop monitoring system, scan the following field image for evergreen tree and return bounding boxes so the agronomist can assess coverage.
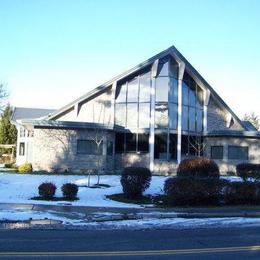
[0,104,17,144]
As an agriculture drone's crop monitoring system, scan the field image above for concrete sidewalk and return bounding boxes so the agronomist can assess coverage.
[2,202,260,221]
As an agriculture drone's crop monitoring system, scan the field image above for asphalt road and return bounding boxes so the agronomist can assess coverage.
[0,226,260,259]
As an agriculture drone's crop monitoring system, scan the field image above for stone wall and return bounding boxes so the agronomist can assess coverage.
[204,137,260,173]
[33,128,114,172]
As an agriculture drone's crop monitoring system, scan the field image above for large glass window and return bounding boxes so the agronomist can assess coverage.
[77,140,103,155]
[228,146,248,160]
[154,134,167,159]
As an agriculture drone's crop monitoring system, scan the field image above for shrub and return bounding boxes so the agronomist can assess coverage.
[164,177,227,206]
[177,157,220,179]
[18,162,33,173]
[121,167,152,199]
[5,163,14,168]
[224,181,260,205]
[62,183,78,199]
[38,182,56,199]
[236,163,260,181]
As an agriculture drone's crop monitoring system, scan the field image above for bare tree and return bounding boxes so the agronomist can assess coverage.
[89,99,107,186]
[187,135,206,157]
[243,112,260,130]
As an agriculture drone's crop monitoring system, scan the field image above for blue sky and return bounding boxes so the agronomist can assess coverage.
[0,0,259,117]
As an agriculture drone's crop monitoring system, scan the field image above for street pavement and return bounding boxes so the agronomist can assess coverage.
[0,226,260,259]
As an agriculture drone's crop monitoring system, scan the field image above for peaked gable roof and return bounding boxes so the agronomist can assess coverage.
[48,45,245,129]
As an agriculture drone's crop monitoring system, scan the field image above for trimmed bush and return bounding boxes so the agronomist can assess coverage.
[38,182,56,199]
[236,163,260,181]
[224,181,260,205]
[62,183,78,199]
[18,162,33,173]
[164,177,227,206]
[121,167,152,199]
[177,157,220,179]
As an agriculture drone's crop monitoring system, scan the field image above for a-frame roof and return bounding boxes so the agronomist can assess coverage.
[48,45,244,128]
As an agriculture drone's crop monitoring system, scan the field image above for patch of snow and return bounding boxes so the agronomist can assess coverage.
[0,173,167,208]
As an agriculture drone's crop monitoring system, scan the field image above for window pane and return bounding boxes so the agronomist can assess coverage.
[182,106,188,131]
[155,103,168,128]
[127,77,139,102]
[138,133,149,152]
[228,146,248,160]
[115,133,124,153]
[139,103,150,128]
[115,103,126,127]
[125,133,136,152]
[189,87,196,107]
[169,57,178,78]
[77,140,103,155]
[107,141,113,156]
[197,85,204,108]
[19,142,25,156]
[181,135,188,156]
[169,103,178,129]
[197,109,203,132]
[157,61,169,77]
[127,103,138,128]
[189,107,196,132]
[155,77,169,102]
[139,72,151,102]
[182,82,189,105]
[115,83,127,103]
[169,78,178,103]
[154,134,167,159]
[169,134,177,160]
[20,127,26,137]
[211,146,223,159]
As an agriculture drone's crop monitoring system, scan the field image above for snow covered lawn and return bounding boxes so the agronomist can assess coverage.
[0,173,166,208]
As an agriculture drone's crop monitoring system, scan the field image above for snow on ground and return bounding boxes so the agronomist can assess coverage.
[2,207,260,230]
[0,173,166,208]
[92,217,260,230]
